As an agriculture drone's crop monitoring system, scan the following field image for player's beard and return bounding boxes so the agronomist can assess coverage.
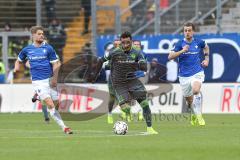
[122,46,131,52]
[186,35,193,41]
[35,38,44,45]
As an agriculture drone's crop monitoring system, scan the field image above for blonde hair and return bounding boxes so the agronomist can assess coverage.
[30,26,44,34]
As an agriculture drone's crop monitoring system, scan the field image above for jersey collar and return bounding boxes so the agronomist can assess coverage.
[184,37,195,44]
[32,41,46,47]
[121,45,133,54]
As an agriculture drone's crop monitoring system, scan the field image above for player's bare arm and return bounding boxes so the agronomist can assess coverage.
[51,60,61,87]
[201,44,210,67]
[168,45,189,60]
[25,60,30,68]
[14,55,30,72]
[14,59,22,72]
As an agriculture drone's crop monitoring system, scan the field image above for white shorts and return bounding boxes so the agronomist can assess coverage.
[179,71,205,97]
[32,78,58,101]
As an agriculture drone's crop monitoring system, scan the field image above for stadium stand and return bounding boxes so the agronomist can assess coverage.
[122,0,218,34]
[63,0,131,62]
[0,1,36,30]
[199,1,240,33]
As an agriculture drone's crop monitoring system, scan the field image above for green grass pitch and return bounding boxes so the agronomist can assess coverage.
[0,113,239,160]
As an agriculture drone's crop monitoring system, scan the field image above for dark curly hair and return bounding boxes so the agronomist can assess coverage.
[120,31,132,40]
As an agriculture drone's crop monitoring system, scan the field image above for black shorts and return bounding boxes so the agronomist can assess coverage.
[113,79,147,105]
[107,76,115,96]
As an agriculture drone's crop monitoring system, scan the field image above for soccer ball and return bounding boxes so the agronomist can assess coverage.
[113,121,128,135]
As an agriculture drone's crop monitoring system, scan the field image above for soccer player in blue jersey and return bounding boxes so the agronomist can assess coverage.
[14,26,73,134]
[25,60,50,123]
[168,22,209,126]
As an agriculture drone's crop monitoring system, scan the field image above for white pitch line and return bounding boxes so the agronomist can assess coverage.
[0,129,150,139]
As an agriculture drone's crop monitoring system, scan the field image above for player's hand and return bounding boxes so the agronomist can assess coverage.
[50,78,57,87]
[134,71,145,78]
[126,71,145,79]
[201,60,209,67]
[13,67,18,73]
[182,45,189,53]
[14,60,22,72]
[14,65,20,72]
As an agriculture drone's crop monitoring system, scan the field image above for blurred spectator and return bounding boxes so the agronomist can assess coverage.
[82,42,92,54]
[44,0,56,23]
[103,42,114,82]
[128,0,148,33]
[6,67,14,84]
[91,54,106,83]
[4,22,11,32]
[81,0,91,35]
[8,38,23,58]
[96,69,106,83]
[133,40,144,50]
[166,59,178,82]
[160,0,169,9]
[130,0,147,16]
[6,36,30,62]
[147,0,169,21]
[74,54,106,83]
[3,23,29,58]
[148,58,166,83]
[0,61,6,83]
[47,18,66,62]
[147,0,155,21]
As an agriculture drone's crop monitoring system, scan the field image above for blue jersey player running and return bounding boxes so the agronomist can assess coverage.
[14,26,73,134]
[168,22,210,126]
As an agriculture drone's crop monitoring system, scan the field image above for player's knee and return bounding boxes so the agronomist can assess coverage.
[42,95,55,108]
[192,81,201,95]
[43,97,55,109]
[185,96,193,105]
[192,88,200,95]
[186,99,193,106]
[53,100,59,110]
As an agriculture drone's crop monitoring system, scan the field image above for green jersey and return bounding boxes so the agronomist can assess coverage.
[102,46,146,85]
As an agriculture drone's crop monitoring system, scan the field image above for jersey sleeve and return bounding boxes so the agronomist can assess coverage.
[102,48,114,62]
[199,39,207,49]
[18,48,27,62]
[137,50,146,63]
[136,50,147,71]
[48,45,58,63]
[172,41,182,52]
